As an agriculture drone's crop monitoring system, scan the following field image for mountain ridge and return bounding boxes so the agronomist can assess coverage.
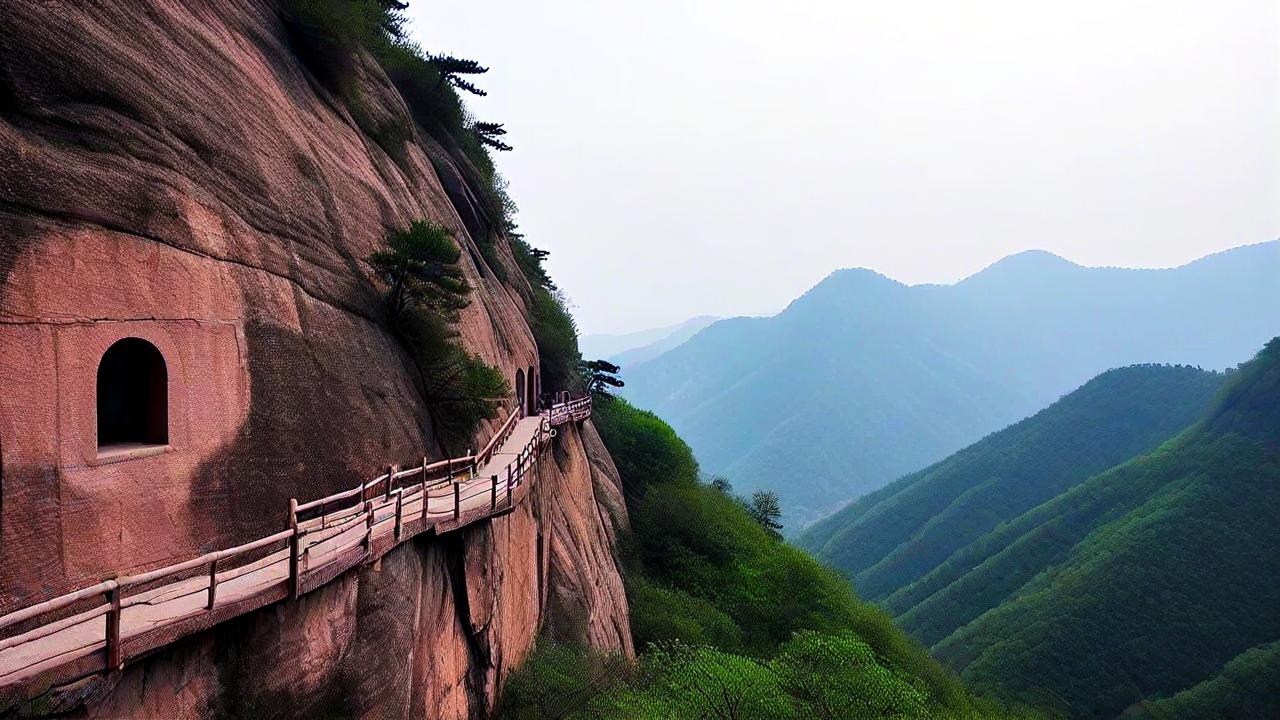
[825,338,1280,718]
[798,363,1225,601]
[621,240,1280,530]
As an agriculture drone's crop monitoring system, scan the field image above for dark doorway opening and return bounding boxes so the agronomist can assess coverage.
[515,368,526,416]
[97,338,168,451]
[527,366,537,414]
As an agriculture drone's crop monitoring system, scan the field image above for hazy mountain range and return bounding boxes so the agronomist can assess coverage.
[580,316,719,365]
[619,241,1280,531]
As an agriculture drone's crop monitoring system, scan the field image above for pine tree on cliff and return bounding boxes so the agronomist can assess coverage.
[429,53,490,96]
[582,359,625,398]
[367,219,471,325]
[367,220,508,452]
[472,121,513,152]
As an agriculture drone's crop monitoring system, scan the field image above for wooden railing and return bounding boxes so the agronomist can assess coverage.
[547,394,592,427]
[0,395,591,702]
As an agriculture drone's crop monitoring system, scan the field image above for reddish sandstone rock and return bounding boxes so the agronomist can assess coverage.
[0,1,631,717]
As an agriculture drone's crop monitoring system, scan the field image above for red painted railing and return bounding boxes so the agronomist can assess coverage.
[0,395,591,701]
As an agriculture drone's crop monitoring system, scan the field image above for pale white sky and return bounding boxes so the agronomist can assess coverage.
[407,1,1280,335]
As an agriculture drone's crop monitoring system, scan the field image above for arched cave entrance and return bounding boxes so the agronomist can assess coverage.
[97,338,168,451]
[515,368,526,417]
[527,366,537,414]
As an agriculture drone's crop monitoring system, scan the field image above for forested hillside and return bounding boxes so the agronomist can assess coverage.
[620,242,1280,531]
[799,364,1224,603]
[921,339,1280,717]
[1127,640,1280,719]
[499,397,1035,719]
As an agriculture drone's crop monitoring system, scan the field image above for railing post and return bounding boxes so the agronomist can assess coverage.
[206,557,219,611]
[289,498,301,600]
[395,489,404,540]
[364,500,375,556]
[453,481,461,521]
[105,582,122,671]
[387,465,395,498]
[491,475,498,510]
[447,457,453,481]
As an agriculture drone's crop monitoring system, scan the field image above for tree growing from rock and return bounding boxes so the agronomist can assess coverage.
[367,219,471,326]
[582,359,625,398]
[368,220,507,451]
[471,121,513,152]
[429,53,490,96]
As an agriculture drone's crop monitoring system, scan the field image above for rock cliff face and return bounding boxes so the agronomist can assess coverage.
[0,1,630,716]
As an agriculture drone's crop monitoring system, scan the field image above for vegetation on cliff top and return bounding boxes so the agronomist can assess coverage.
[283,0,587,402]
[281,0,518,277]
[499,397,1035,719]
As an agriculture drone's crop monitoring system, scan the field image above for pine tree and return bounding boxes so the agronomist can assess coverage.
[747,491,784,535]
[472,121,513,151]
[582,359,625,397]
[428,53,490,96]
[367,220,471,325]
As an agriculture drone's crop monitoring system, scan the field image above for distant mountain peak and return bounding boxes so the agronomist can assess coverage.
[825,266,905,285]
[783,267,906,313]
[960,249,1080,285]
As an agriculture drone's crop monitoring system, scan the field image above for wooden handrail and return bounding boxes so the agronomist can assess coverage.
[0,580,117,632]
[0,604,110,653]
[296,485,363,514]
[118,529,295,590]
[477,407,521,465]
[0,394,591,692]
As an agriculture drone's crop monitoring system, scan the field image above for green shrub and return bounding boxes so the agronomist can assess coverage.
[591,398,699,501]
[627,577,743,652]
[501,635,1029,720]
[497,639,632,720]
[612,643,794,720]
[585,394,1031,718]
[368,222,507,451]
[771,631,933,719]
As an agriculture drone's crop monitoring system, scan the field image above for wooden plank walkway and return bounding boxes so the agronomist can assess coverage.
[0,400,588,705]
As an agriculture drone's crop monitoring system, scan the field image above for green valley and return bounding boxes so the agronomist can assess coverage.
[800,339,1280,718]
